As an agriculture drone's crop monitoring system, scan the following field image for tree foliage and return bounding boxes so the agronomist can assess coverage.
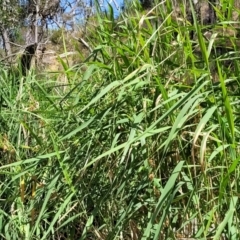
[0,0,95,59]
[0,0,21,27]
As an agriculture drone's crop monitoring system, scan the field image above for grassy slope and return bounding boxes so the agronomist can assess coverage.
[0,0,240,239]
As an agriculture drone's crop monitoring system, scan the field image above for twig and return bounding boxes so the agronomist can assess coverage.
[78,37,93,52]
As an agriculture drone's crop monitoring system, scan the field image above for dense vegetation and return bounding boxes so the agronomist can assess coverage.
[1,0,240,239]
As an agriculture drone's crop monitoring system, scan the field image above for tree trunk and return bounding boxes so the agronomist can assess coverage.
[1,29,12,56]
[35,0,39,44]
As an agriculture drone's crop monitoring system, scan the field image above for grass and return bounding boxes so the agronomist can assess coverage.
[1,0,240,239]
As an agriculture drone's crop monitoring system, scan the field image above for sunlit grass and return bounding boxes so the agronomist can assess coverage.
[0,0,240,239]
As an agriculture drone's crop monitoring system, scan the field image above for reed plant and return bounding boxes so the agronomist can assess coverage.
[0,0,240,239]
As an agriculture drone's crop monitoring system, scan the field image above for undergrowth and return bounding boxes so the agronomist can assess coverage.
[0,0,240,239]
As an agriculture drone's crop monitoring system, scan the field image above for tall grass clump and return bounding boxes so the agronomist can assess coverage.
[0,0,240,239]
